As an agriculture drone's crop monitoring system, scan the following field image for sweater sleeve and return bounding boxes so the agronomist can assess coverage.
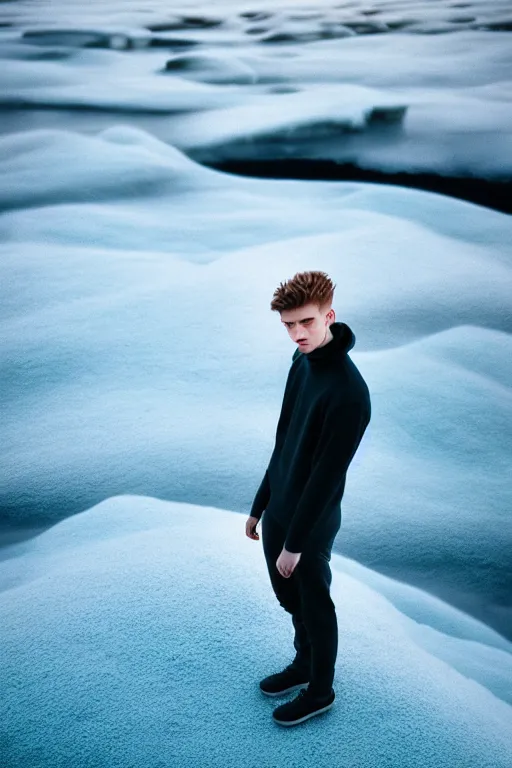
[249,357,299,520]
[249,469,271,520]
[284,398,368,553]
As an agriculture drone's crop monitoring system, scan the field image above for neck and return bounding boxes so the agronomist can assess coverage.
[318,324,333,349]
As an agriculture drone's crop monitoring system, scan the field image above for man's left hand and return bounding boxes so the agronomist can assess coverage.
[276,547,302,578]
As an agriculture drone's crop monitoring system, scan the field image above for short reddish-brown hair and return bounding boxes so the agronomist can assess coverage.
[270,270,336,314]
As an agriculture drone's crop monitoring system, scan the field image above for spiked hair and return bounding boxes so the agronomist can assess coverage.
[270,270,336,314]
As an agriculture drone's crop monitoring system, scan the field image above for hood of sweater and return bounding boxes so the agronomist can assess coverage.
[300,321,356,365]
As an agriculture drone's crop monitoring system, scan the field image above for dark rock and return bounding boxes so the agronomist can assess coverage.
[239,12,272,21]
[366,105,408,128]
[150,37,198,49]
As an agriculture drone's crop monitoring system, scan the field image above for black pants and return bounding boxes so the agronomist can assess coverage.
[261,509,339,697]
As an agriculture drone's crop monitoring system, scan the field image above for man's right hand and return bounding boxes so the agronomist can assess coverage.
[245,515,260,540]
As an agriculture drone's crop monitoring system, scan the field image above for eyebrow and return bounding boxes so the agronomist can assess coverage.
[281,317,314,325]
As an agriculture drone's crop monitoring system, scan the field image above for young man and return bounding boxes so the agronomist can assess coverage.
[245,270,371,727]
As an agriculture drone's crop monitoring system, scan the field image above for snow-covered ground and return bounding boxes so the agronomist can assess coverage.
[1,124,511,638]
[1,497,512,767]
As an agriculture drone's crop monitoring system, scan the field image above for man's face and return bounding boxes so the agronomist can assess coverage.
[280,303,333,353]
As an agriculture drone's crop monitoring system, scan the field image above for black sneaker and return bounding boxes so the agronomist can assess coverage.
[272,688,336,726]
[259,663,310,697]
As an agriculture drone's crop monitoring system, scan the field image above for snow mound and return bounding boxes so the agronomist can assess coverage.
[1,496,511,767]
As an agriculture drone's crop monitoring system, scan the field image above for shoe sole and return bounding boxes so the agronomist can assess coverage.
[260,681,310,697]
[272,697,335,726]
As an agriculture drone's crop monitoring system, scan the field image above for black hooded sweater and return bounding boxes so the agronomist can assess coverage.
[249,321,371,554]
